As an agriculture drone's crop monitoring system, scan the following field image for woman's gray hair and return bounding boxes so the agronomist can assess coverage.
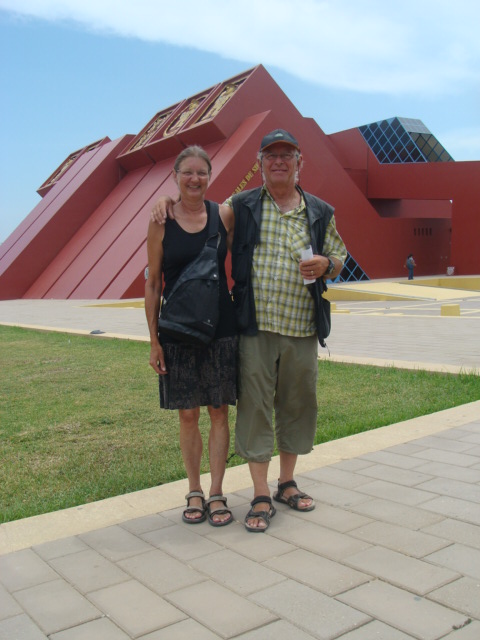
[174,145,212,174]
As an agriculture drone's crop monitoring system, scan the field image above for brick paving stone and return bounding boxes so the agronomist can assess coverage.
[165,581,277,639]
[421,496,480,526]
[337,580,469,640]
[441,620,480,639]
[411,435,476,453]
[429,576,480,620]
[117,548,206,595]
[301,467,374,489]
[49,617,130,639]
[119,514,175,536]
[141,523,222,561]
[291,502,372,533]
[383,442,427,456]
[411,449,480,467]
[356,462,434,486]
[270,515,371,561]
[348,520,450,557]
[0,548,58,592]
[189,548,285,596]
[263,548,370,596]
[330,459,374,472]
[33,536,89,561]
[47,548,130,594]
[0,613,47,639]
[425,543,480,579]
[87,580,186,638]
[204,520,295,562]
[355,479,437,506]
[350,498,444,529]
[0,582,22,619]
[418,477,480,502]
[344,546,459,595]
[79,525,153,561]
[413,461,480,483]
[421,518,480,550]
[430,427,480,441]
[358,451,426,470]
[462,433,480,444]
[13,579,100,636]
[231,619,317,639]
[331,619,415,639]
[305,483,372,509]
[134,617,222,639]
[250,579,370,640]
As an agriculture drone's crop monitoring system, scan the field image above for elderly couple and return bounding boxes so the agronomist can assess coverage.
[145,129,347,532]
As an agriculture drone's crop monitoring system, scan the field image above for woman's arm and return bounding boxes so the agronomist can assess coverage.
[144,220,167,374]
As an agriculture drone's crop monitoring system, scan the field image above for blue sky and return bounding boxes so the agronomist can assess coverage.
[1,0,479,244]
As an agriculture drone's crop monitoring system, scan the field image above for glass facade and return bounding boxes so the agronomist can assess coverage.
[336,117,454,282]
[359,117,453,164]
[334,254,369,283]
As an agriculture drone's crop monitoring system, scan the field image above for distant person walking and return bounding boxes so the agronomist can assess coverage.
[405,254,416,280]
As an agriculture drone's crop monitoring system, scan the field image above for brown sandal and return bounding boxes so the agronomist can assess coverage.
[182,491,206,524]
[273,480,315,511]
[244,495,276,532]
[206,495,233,527]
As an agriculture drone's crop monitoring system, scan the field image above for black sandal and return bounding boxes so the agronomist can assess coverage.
[206,495,233,527]
[244,495,276,533]
[273,480,315,511]
[182,490,206,524]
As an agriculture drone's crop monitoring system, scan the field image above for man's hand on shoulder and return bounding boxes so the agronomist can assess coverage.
[151,196,176,224]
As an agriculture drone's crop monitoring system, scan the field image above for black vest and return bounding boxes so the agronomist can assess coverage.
[231,186,334,345]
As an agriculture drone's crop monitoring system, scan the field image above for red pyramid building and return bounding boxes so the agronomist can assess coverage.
[0,65,478,300]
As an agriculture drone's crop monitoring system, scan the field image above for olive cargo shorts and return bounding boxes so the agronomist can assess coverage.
[235,331,318,462]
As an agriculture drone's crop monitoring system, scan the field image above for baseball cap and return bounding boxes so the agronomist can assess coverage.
[260,129,300,151]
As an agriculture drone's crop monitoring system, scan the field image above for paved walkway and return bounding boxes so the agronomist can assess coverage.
[1,282,480,639]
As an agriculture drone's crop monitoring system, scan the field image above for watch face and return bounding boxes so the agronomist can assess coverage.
[327,259,335,274]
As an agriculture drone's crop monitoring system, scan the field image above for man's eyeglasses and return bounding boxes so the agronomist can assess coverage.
[263,152,296,162]
[176,170,210,178]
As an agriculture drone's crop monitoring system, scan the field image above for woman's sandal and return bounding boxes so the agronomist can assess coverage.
[244,495,276,533]
[206,495,233,527]
[273,480,315,512]
[182,490,207,524]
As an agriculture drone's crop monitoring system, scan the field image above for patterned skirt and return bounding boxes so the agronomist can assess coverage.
[159,335,238,410]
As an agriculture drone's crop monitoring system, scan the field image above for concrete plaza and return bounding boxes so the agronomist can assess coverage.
[0,280,479,639]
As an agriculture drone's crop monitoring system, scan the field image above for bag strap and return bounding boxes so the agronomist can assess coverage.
[206,201,220,247]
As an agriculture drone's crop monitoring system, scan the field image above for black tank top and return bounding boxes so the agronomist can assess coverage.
[161,201,236,341]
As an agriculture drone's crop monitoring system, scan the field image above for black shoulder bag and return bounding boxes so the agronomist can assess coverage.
[158,202,220,346]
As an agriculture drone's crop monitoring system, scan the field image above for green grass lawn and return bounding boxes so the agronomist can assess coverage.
[1,325,479,523]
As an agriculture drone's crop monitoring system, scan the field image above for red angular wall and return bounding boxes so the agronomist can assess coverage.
[0,65,478,300]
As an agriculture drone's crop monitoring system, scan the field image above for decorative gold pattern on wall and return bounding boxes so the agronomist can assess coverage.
[43,153,80,188]
[163,97,205,136]
[129,112,171,151]
[199,81,244,122]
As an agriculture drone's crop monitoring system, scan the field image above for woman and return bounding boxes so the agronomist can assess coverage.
[145,146,237,526]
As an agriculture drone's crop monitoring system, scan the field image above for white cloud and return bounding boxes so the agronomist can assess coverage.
[1,0,479,95]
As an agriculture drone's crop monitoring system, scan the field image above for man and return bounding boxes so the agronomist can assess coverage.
[151,129,347,532]
[405,254,416,280]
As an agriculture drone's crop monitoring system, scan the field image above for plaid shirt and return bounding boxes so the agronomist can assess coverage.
[226,187,346,337]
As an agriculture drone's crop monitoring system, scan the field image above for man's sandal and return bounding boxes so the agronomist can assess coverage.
[206,495,233,527]
[182,490,206,524]
[244,495,276,533]
[273,480,315,511]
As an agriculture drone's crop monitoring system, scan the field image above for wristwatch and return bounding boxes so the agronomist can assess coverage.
[326,258,335,275]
